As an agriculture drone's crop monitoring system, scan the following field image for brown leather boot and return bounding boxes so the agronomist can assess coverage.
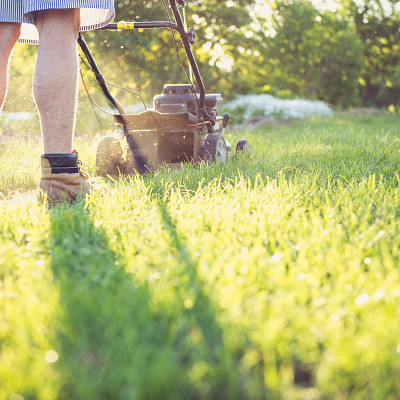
[39,152,92,206]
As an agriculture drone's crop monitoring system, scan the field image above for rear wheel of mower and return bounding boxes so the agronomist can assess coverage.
[203,133,227,163]
[235,139,250,156]
[96,136,125,177]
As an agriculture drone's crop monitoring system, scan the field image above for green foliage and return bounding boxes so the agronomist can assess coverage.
[2,115,400,398]
[341,0,400,107]
[238,1,364,107]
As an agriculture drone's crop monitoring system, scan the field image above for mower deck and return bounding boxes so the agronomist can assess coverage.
[113,110,200,130]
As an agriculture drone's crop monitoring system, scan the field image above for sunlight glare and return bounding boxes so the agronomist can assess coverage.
[45,350,59,363]
[311,0,341,12]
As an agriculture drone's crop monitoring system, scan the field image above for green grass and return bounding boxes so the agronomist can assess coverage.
[1,113,400,399]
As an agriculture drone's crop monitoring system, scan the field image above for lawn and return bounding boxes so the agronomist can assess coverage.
[1,113,400,399]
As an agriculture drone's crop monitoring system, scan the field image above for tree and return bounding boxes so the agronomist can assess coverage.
[341,0,400,106]
[237,0,364,107]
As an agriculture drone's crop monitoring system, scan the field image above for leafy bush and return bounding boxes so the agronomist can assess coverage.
[257,1,363,107]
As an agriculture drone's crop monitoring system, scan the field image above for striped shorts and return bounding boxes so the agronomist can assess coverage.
[0,0,115,44]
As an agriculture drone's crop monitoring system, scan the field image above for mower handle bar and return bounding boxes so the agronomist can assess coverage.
[94,0,207,116]
[78,0,207,118]
[98,21,179,31]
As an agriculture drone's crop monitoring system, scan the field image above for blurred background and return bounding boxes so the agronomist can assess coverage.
[2,0,400,134]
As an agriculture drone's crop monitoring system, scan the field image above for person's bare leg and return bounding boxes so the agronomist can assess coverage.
[0,23,22,111]
[34,9,92,206]
[33,9,80,153]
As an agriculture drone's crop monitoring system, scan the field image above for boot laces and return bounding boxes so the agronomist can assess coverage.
[77,159,90,180]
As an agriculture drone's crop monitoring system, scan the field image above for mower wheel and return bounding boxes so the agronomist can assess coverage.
[96,136,125,177]
[235,139,250,156]
[203,133,227,163]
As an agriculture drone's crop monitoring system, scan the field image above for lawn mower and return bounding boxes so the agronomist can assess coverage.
[78,0,250,176]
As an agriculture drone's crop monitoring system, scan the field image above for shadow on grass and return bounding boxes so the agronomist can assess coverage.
[48,202,265,399]
[158,200,266,399]
[48,203,183,399]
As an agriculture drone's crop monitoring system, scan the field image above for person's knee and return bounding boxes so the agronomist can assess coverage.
[0,23,22,49]
[35,9,81,38]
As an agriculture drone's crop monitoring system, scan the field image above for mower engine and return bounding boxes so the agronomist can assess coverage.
[96,83,230,176]
[154,84,222,126]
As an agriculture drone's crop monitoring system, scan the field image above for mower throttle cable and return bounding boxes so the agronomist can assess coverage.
[79,67,115,116]
[79,53,147,114]
[80,0,208,129]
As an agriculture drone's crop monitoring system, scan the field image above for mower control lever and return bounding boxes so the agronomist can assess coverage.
[187,28,196,45]
[220,113,230,136]
[222,113,230,129]
[177,0,187,7]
